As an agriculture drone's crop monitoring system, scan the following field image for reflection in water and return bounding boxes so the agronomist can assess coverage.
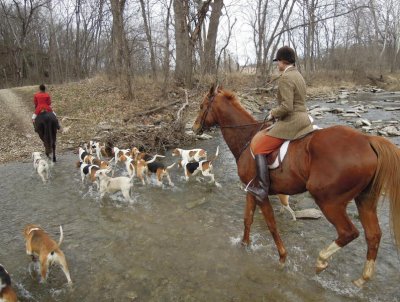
[0,92,400,301]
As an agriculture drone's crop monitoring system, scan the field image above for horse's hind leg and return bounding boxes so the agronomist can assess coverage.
[242,193,256,246]
[52,142,56,162]
[353,193,381,287]
[278,194,296,221]
[314,199,360,273]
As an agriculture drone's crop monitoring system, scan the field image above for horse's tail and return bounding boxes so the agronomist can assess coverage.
[369,136,400,248]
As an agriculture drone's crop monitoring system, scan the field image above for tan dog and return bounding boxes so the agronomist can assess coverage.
[23,224,72,284]
[0,264,17,302]
[95,169,134,202]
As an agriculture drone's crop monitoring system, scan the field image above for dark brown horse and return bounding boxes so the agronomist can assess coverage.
[192,85,400,287]
[35,111,58,162]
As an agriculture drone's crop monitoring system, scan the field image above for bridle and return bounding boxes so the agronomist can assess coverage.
[197,92,217,134]
[197,90,270,161]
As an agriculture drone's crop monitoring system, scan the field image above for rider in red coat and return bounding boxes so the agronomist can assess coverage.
[33,87,53,116]
[32,84,60,131]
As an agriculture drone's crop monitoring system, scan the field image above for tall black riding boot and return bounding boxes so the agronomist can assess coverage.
[246,154,270,201]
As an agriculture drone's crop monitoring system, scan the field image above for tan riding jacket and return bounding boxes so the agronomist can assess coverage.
[268,66,314,140]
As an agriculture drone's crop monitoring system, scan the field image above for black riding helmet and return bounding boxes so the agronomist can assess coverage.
[273,46,296,64]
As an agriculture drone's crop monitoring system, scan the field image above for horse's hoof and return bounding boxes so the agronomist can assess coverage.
[352,277,367,288]
[241,240,250,247]
[278,261,285,270]
[315,263,328,274]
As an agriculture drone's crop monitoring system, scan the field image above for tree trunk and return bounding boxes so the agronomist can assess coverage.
[162,0,173,97]
[110,0,126,75]
[173,0,191,86]
[110,0,133,100]
[203,0,223,75]
[139,0,157,80]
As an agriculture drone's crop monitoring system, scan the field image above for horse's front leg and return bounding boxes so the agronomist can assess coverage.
[242,193,257,246]
[258,198,287,264]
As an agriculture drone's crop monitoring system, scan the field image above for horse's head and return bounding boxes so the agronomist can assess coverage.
[192,84,221,135]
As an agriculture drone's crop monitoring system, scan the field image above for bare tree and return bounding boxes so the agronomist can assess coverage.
[202,0,224,75]
[139,0,157,80]
[110,0,132,100]
[173,0,212,88]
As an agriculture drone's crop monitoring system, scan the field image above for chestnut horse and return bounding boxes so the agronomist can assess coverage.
[35,111,58,162]
[192,85,400,287]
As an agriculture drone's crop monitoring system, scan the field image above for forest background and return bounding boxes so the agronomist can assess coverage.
[1,0,400,162]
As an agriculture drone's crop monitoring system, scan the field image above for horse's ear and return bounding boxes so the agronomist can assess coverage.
[214,84,220,95]
[209,84,215,96]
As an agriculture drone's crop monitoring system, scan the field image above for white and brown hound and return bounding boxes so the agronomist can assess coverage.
[78,147,94,164]
[178,146,220,187]
[112,147,131,165]
[172,147,207,162]
[23,224,72,284]
[79,163,101,187]
[146,161,176,187]
[32,152,50,183]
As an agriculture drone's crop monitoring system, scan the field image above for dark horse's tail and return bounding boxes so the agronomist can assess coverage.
[369,136,400,249]
[36,112,58,162]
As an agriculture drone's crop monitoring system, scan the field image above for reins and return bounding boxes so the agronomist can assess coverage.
[234,114,271,161]
[198,88,273,162]
[219,121,265,129]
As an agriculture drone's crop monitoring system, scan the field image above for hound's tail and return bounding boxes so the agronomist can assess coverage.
[209,146,219,163]
[58,225,64,247]
[166,163,176,170]
[145,154,166,164]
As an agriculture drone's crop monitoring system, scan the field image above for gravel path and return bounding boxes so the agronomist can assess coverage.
[0,88,42,163]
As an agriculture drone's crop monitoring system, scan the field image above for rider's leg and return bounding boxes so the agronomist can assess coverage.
[32,113,37,132]
[246,131,284,202]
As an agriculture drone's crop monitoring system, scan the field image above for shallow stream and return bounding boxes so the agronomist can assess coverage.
[1,91,399,301]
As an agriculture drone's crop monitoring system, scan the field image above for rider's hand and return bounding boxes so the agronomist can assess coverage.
[267,113,274,121]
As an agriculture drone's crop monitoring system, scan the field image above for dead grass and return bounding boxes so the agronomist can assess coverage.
[3,70,400,163]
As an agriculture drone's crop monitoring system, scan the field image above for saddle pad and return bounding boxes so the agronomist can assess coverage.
[268,140,290,169]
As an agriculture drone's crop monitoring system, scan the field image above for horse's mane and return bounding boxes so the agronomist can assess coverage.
[218,88,256,121]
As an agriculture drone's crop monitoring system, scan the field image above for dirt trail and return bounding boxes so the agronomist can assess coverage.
[0,88,42,163]
[0,88,35,133]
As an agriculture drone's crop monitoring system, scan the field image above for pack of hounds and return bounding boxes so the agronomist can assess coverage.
[0,142,221,301]
[76,140,221,202]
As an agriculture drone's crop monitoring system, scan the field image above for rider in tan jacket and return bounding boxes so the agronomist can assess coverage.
[247,46,314,201]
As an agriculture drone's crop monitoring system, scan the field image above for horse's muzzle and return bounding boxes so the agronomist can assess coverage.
[192,124,203,135]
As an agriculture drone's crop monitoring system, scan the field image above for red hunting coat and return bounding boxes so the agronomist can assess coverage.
[34,92,53,115]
